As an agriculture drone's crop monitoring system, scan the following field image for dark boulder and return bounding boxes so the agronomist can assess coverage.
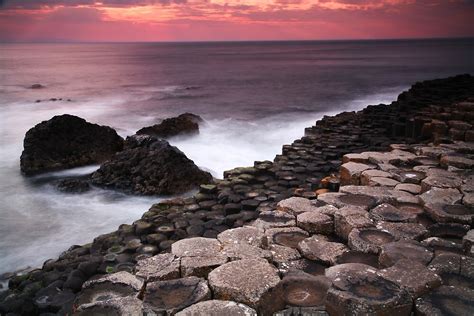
[91,135,213,195]
[136,113,203,139]
[20,115,124,175]
[30,84,44,89]
[56,179,91,193]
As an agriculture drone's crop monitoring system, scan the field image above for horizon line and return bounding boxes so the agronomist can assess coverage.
[1,36,473,44]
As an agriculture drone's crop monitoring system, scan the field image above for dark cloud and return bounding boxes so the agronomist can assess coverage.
[0,0,186,9]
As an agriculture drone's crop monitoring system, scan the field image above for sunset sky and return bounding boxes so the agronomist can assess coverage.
[0,0,473,42]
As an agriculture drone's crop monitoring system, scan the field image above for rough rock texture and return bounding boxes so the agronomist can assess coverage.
[20,114,123,175]
[91,135,213,195]
[175,300,257,316]
[136,113,203,139]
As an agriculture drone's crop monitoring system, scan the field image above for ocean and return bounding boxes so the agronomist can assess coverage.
[0,38,473,275]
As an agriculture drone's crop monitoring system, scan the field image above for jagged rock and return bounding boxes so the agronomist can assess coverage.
[298,236,348,265]
[136,113,202,138]
[175,300,257,316]
[325,269,412,315]
[171,237,222,257]
[379,240,433,267]
[296,211,333,235]
[55,179,90,193]
[91,135,212,195]
[415,286,474,315]
[143,277,210,314]
[75,295,143,315]
[75,271,143,306]
[334,206,373,240]
[217,227,265,247]
[348,228,395,254]
[20,114,123,175]
[379,259,442,298]
[135,253,180,281]
[340,162,373,185]
[277,197,320,215]
[208,259,280,309]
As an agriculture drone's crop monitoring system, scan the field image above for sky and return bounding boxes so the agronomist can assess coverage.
[0,0,473,42]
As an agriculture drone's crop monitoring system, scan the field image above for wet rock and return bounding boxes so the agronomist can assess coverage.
[376,221,428,240]
[298,236,349,265]
[55,179,90,193]
[348,228,395,254]
[334,206,373,240]
[136,113,202,138]
[277,197,320,215]
[208,259,280,309]
[217,226,265,247]
[379,240,433,267]
[92,135,212,195]
[265,227,310,248]
[424,203,473,224]
[175,300,257,316]
[325,269,412,316]
[135,253,180,281]
[419,188,463,205]
[380,259,442,298]
[370,203,417,222]
[75,295,143,315]
[340,162,372,185]
[296,211,333,235]
[415,286,474,315]
[143,277,210,314]
[21,114,123,175]
[75,271,143,306]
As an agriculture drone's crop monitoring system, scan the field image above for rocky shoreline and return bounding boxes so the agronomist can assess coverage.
[1,74,473,315]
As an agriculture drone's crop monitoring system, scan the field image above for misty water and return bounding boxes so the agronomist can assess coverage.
[1,39,473,275]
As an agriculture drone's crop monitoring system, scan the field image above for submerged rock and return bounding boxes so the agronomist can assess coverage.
[20,114,123,175]
[91,135,213,195]
[136,113,203,138]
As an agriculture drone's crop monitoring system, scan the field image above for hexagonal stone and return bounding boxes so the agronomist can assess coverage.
[314,205,339,218]
[424,203,473,224]
[427,253,474,289]
[340,162,373,185]
[318,192,377,210]
[180,255,228,278]
[175,300,257,316]
[395,183,422,195]
[338,186,407,206]
[171,237,222,257]
[376,221,428,241]
[391,170,426,184]
[379,240,433,268]
[348,228,395,254]
[296,211,333,235]
[208,259,280,309]
[370,203,417,223]
[217,226,265,247]
[265,227,309,248]
[368,177,400,188]
[360,169,393,186]
[76,271,143,306]
[440,155,474,169]
[421,176,462,192]
[277,197,320,215]
[335,251,380,268]
[419,188,463,206]
[325,269,412,315]
[325,263,376,282]
[415,286,474,315]
[143,277,210,314]
[222,243,272,261]
[342,153,370,164]
[135,253,180,282]
[252,211,296,229]
[334,207,373,240]
[298,236,348,265]
[379,259,442,298]
[269,244,301,265]
[75,295,143,315]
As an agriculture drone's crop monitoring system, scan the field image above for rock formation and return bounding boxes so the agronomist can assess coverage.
[136,113,203,138]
